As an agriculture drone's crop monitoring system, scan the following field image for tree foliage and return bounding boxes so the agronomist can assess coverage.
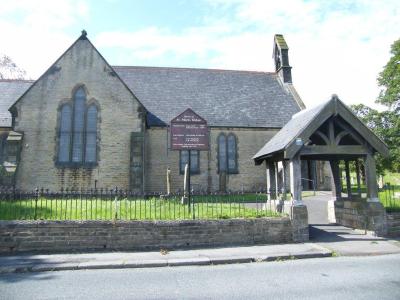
[0,55,27,80]
[351,38,400,174]
[351,104,399,174]
[377,39,400,111]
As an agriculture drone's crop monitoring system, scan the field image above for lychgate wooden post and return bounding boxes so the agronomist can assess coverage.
[289,154,302,205]
[364,151,379,202]
[345,160,352,199]
[355,159,362,197]
[267,161,277,200]
[265,161,271,201]
[330,160,342,201]
[274,162,279,199]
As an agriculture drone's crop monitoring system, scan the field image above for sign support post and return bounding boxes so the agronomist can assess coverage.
[188,150,191,215]
[170,108,209,220]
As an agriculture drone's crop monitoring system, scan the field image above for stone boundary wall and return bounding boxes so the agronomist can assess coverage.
[334,200,387,235]
[0,218,298,253]
[386,212,400,237]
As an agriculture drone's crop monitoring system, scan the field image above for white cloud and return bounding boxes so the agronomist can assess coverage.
[0,0,89,79]
[1,0,399,110]
[95,0,400,109]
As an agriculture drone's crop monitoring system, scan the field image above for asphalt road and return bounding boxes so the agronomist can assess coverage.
[1,254,400,300]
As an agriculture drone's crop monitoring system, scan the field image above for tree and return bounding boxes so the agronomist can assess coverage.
[351,38,400,174]
[351,104,399,174]
[0,54,27,80]
[377,39,400,111]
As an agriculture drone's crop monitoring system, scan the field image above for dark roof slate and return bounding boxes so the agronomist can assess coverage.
[113,66,301,127]
[0,80,33,127]
[0,66,302,128]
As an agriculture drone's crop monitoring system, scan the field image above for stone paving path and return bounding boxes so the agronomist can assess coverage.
[304,192,400,256]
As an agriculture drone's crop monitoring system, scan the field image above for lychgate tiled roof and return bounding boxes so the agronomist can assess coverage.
[0,80,33,127]
[114,66,301,127]
[252,101,328,160]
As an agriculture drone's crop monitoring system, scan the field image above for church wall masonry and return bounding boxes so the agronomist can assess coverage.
[12,38,144,191]
[145,127,279,193]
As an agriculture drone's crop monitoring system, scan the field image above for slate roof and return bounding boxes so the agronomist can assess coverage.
[114,66,302,127]
[0,66,302,128]
[0,80,34,127]
[252,100,329,160]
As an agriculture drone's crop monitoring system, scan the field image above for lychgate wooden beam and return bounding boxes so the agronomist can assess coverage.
[337,103,389,157]
[284,102,334,159]
[300,145,367,156]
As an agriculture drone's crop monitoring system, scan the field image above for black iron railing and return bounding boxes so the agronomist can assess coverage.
[0,187,284,221]
[380,184,400,212]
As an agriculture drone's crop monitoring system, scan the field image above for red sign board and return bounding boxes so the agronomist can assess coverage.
[170,109,209,150]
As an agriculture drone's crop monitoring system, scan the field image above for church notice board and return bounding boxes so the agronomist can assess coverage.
[170,108,209,150]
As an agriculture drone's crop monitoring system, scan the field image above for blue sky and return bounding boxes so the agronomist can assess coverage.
[1,0,399,109]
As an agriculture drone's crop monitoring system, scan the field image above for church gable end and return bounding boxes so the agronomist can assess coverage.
[12,31,145,191]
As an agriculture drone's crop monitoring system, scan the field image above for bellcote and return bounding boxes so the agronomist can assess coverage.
[273,34,292,83]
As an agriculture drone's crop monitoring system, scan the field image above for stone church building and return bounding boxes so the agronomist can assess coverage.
[0,31,329,193]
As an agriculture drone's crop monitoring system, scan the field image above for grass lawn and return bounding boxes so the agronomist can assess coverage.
[348,180,400,212]
[191,193,268,203]
[382,171,400,186]
[379,186,400,212]
[0,197,283,221]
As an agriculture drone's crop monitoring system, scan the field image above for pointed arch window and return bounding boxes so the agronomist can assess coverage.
[217,133,238,174]
[57,87,98,166]
[58,104,72,163]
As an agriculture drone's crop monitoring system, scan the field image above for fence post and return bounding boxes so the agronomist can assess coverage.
[34,187,39,220]
[114,186,118,220]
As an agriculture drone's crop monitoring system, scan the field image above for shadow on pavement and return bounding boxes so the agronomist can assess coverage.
[0,256,57,283]
[309,224,390,243]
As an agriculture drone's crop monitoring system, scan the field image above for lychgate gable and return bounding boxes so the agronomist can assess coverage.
[253,95,388,164]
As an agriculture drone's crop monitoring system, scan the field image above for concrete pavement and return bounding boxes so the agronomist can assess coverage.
[0,242,332,274]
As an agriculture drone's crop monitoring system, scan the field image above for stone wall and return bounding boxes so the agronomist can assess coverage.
[334,200,387,235]
[0,218,295,253]
[145,127,278,193]
[12,38,144,191]
[386,212,400,237]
